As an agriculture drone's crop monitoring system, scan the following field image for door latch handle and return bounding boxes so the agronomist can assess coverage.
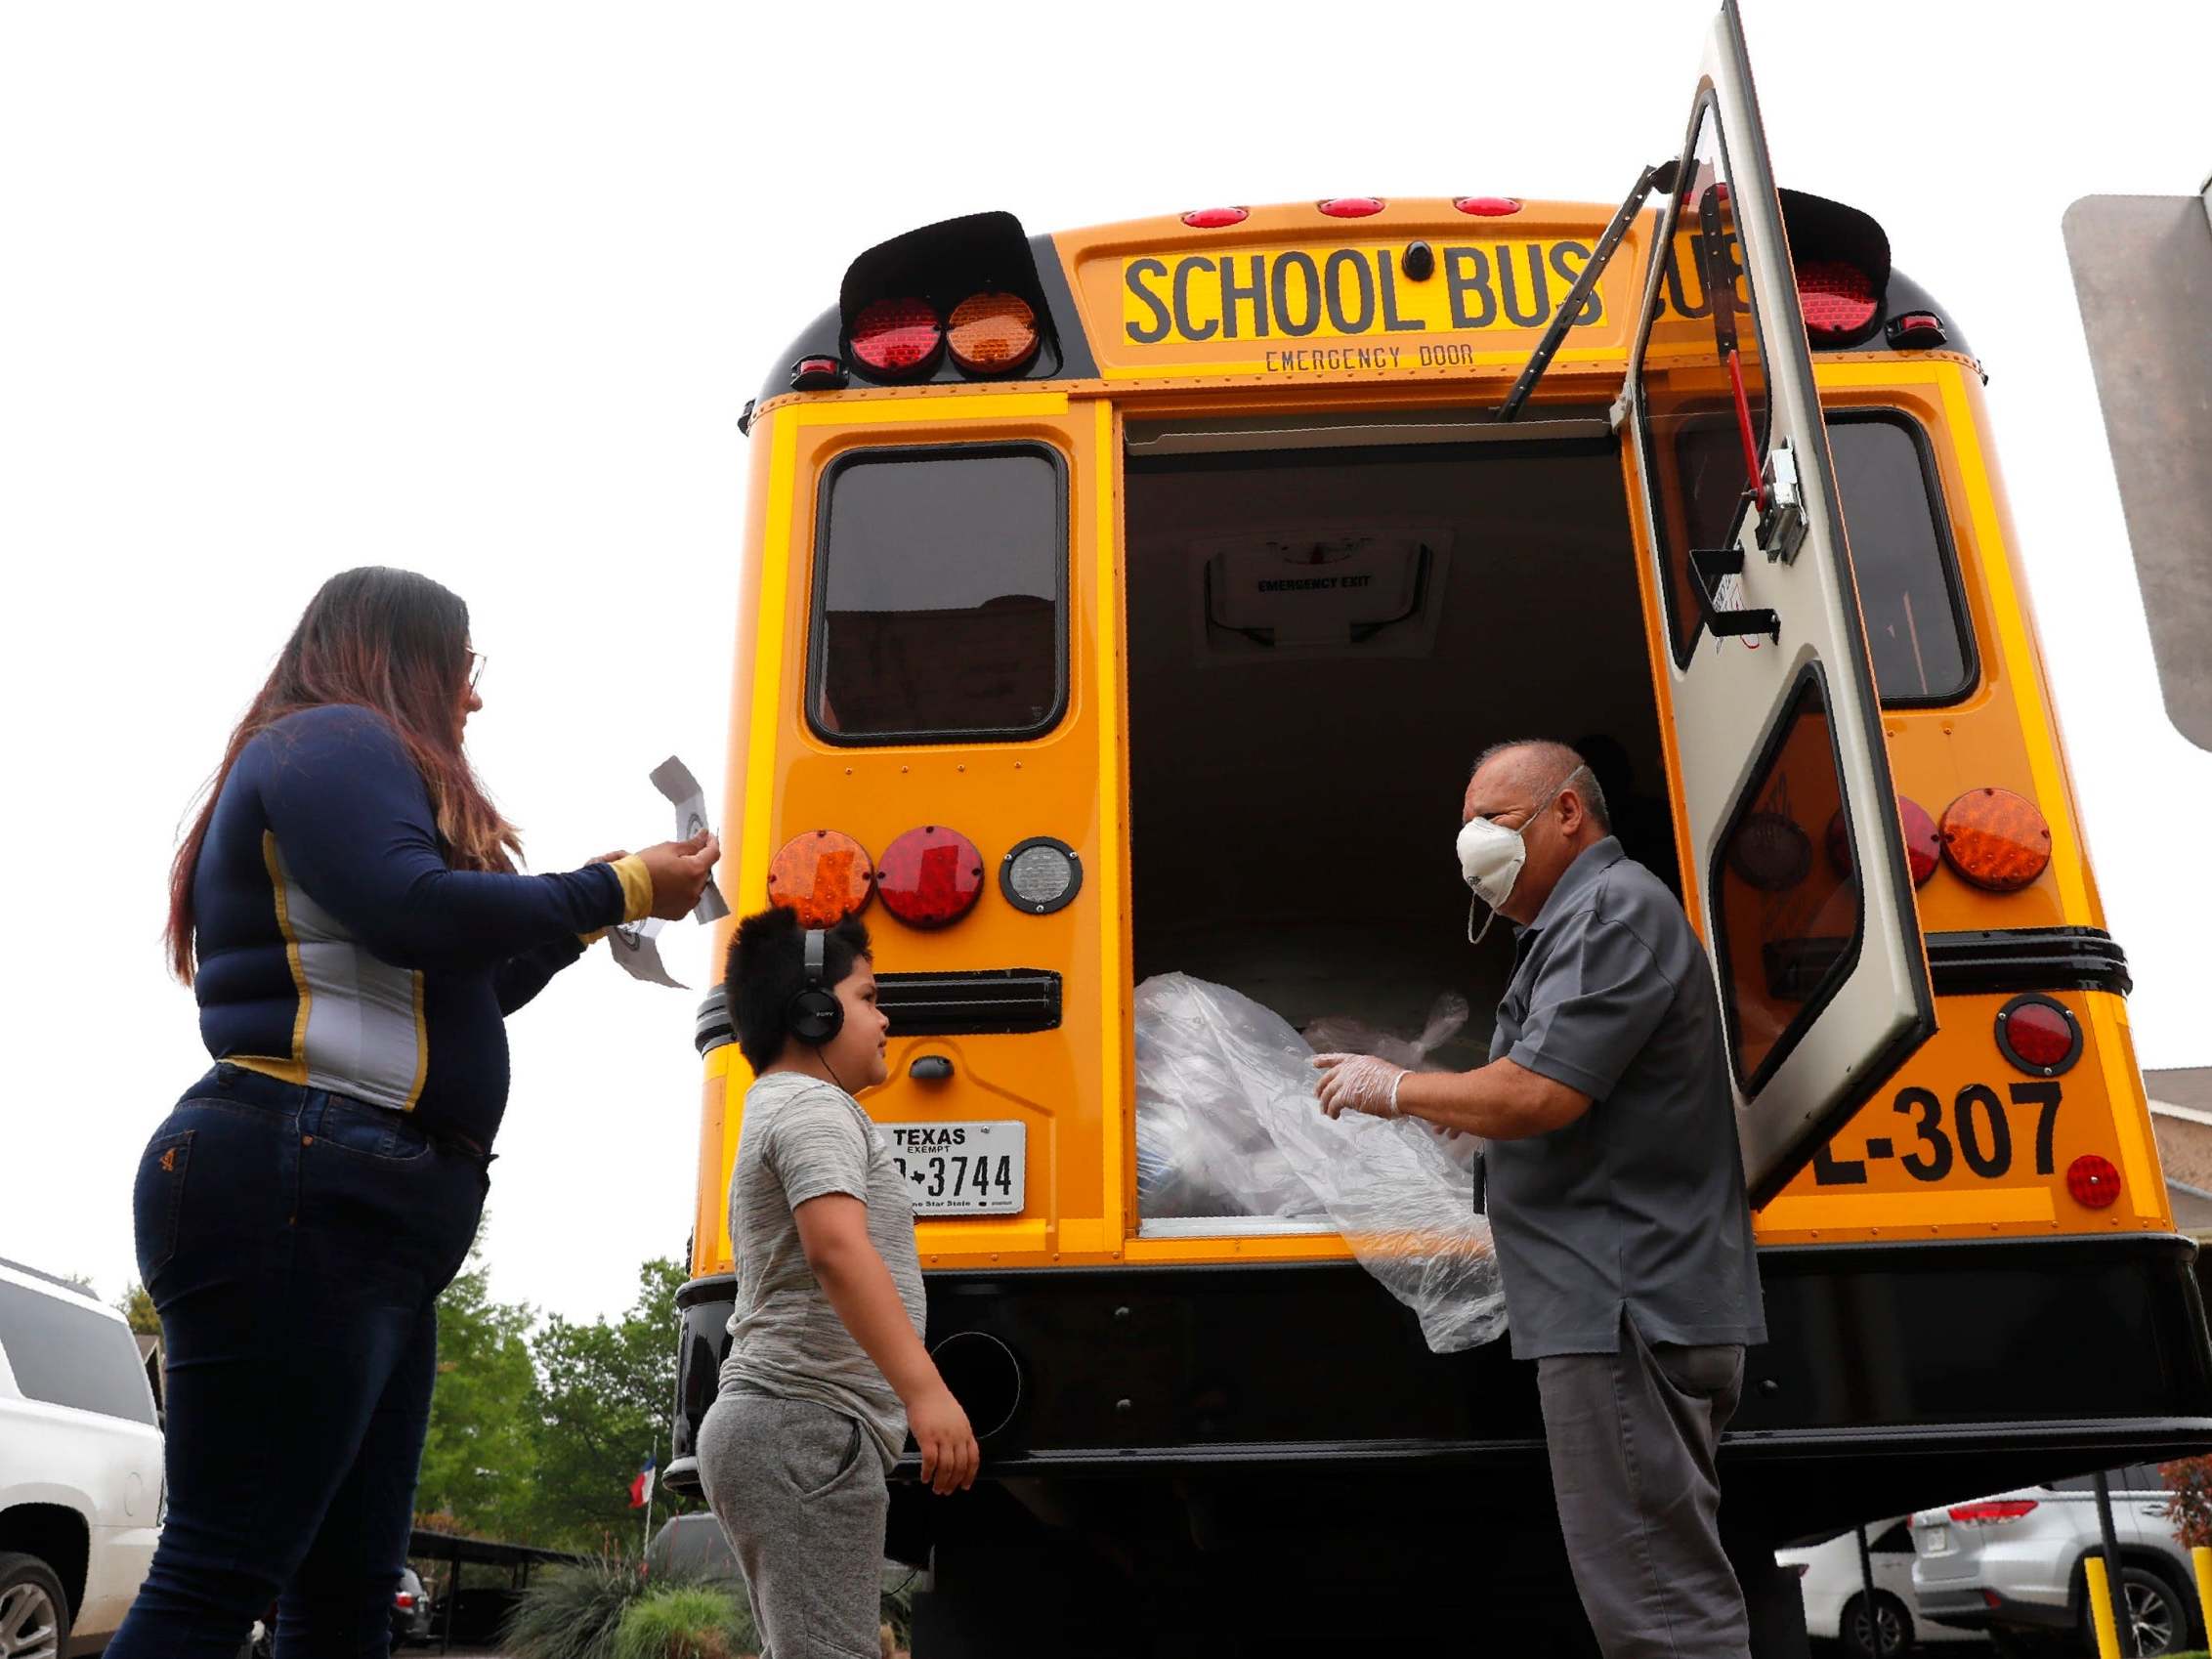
[1758,439,1808,565]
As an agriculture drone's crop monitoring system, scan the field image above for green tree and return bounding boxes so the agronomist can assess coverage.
[415,1251,544,1541]
[115,1282,160,1336]
[527,1256,698,1551]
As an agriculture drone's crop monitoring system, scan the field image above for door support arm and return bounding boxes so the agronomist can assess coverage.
[1498,158,1680,424]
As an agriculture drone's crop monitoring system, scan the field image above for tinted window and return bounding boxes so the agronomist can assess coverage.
[0,1279,156,1425]
[811,445,1065,743]
[1826,415,1975,704]
[1711,669,1863,1090]
[1639,97,1770,667]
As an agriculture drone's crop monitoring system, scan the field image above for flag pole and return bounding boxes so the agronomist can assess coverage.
[641,1435,657,1561]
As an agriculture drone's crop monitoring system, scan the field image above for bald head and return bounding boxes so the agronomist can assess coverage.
[1462,739,1612,926]
[1469,740,1611,834]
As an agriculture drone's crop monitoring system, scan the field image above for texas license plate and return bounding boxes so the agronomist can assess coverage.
[887,1122,1026,1216]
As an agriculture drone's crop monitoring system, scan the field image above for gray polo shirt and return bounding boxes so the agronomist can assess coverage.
[1483,837,1766,1360]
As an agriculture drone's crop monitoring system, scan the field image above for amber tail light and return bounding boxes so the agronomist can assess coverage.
[1939,787,2052,892]
[767,830,875,926]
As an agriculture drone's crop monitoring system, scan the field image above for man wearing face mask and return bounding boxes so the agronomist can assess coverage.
[1313,739,1767,1659]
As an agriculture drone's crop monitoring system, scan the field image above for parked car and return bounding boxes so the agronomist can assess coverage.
[391,1564,433,1646]
[1778,1519,1984,1655]
[646,1512,742,1584]
[0,1256,165,1657]
[1910,1467,2202,1655]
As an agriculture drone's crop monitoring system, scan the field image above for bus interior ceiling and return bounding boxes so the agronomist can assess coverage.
[1123,415,1678,1068]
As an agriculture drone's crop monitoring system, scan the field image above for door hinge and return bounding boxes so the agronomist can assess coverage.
[1758,439,1808,564]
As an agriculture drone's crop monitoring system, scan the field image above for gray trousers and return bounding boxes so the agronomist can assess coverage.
[698,1390,888,1659]
[1537,1311,1750,1659]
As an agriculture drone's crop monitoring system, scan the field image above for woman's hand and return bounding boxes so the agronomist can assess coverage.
[907,1383,981,1495]
[635,831,721,920]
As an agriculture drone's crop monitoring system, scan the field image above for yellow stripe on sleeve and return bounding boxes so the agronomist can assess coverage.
[611,854,655,924]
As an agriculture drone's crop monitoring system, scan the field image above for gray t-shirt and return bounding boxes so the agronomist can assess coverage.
[718,1071,927,1470]
[1483,837,1767,1361]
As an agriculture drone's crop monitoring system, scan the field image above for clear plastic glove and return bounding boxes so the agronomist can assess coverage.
[1311,1052,1409,1120]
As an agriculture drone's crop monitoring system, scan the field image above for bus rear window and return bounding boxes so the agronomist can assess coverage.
[809,444,1067,744]
[1825,413,1976,705]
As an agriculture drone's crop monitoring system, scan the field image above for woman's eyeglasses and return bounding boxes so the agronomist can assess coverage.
[466,651,488,692]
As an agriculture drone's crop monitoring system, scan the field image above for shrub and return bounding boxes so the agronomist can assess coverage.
[613,1585,754,1659]
[502,1555,653,1659]
[2165,1458,2212,1549]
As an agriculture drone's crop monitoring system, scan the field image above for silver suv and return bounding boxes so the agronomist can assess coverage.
[1910,1467,2201,1655]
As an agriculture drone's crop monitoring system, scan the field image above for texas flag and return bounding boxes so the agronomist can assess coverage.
[629,1455,656,1510]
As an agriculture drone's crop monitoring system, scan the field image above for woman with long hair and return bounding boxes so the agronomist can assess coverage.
[108,567,719,1658]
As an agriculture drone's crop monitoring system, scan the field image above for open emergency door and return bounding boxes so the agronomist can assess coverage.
[1624,0,1934,1204]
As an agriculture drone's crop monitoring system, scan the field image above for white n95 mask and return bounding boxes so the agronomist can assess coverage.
[1456,815,1528,947]
[1455,767,1586,946]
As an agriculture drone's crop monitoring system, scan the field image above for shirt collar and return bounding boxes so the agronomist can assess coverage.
[1522,836,1626,940]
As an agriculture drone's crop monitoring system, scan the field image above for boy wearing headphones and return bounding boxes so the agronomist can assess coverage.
[698,907,980,1658]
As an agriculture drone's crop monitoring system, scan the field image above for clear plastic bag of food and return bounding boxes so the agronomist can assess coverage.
[1132,973,1505,1353]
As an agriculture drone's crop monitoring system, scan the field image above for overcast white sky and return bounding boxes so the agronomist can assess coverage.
[4,1,2206,1325]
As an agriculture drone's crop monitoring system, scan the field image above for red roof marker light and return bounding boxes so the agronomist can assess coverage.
[1797,259,1880,341]
[849,298,943,379]
[1318,197,1384,218]
[1182,206,1249,229]
[1454,196,1523,216]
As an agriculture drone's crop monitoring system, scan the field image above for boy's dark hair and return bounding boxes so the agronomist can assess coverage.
[725,906,873,1073]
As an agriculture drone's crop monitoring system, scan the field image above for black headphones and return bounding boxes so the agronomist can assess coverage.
[786,928,844,1047]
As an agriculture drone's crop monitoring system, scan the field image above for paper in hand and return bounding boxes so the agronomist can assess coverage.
[608,917,686,990]
[649,755,730,923]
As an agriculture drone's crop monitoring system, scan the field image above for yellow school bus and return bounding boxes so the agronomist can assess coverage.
[667,6,2212,1649]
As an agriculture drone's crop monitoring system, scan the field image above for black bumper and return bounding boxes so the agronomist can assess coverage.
[669,1232,2212,1540]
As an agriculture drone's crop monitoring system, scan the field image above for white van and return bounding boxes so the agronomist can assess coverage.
[0,1257,164,1656]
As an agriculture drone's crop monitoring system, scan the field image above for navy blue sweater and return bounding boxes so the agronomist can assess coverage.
[191,704,627,1147]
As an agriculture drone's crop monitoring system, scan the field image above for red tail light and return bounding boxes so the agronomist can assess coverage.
[1454,196,1523,216]
[395,1593,415,1610]
[1948,1500,2039,1523]
[1318,196,1384,218]
[1939,787,2052,892]
[1825,796,1939,887]
[1182,206,1248,229]
[849,298,943,378]
[947,292,1040,376]
[876,826,985,928]
[1797,259,1879,341]
[767,830,875,927]
[2067,1154,2121,1209]
[1996,994,2082,1077]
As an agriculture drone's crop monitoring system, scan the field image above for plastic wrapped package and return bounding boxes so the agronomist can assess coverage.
[1303,992,1472,1074]
[1133,973,1506,1353]
[1134,976,1326,1222]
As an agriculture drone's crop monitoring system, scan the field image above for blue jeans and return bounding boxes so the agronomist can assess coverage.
[107,1065,488,1659]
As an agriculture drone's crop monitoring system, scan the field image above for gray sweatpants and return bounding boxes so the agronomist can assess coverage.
[698,1390,888,1659]
[1537,1311,1750,1659]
